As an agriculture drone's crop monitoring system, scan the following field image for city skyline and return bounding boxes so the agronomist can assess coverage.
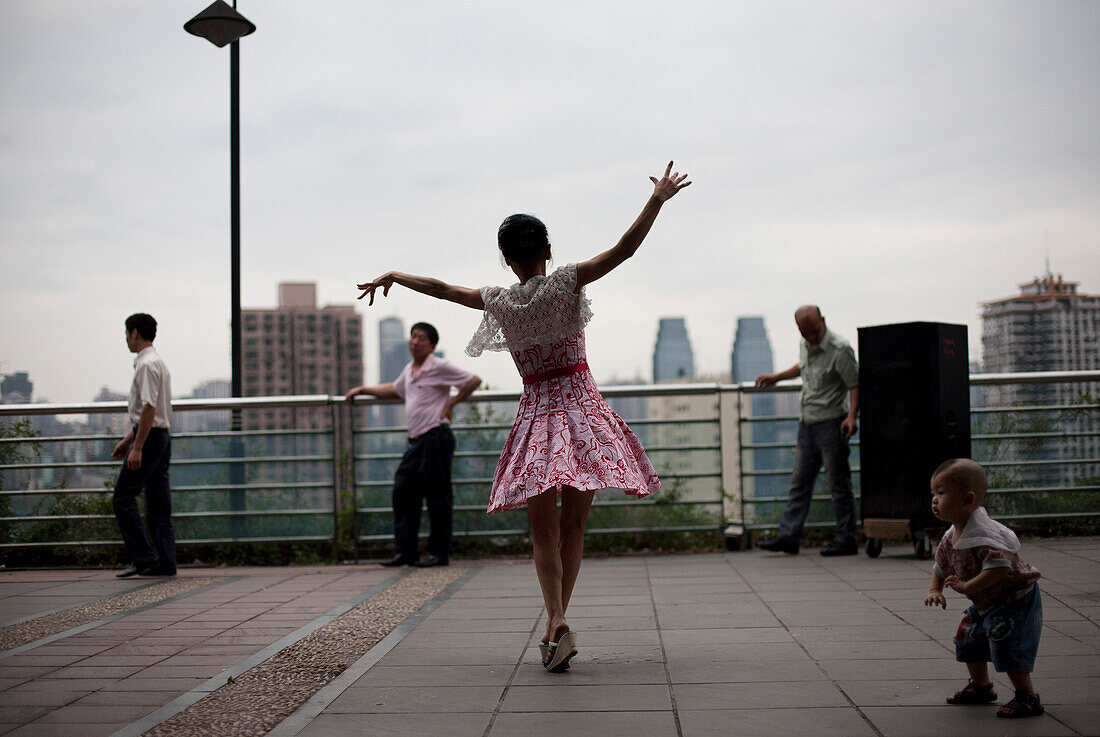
[2,2,1098,403]
[4,267,1095,407]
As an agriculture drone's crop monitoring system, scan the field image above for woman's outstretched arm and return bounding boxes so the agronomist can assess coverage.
[575,161,691,290]
[356,272,485,310]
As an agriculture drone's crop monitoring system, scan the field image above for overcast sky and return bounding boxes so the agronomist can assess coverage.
[2,1,1098,404]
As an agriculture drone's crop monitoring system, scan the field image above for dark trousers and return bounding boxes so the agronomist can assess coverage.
[392,425,455,561]
[777,417,857,545]
[113,427,176,573]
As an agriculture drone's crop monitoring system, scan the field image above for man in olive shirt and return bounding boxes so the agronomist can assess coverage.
[755,305,860,556]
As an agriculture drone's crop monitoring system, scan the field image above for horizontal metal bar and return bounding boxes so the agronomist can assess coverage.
[973,431,1100,441]
[0,481,334,497]
[356,523,720,542]
[1,454,333,471]
[0,428,333,445]
[355,498,722,514]
[0,535,334,549]
[981,458,1098,468]
[972,403,1100,415]
[2,508,333,523]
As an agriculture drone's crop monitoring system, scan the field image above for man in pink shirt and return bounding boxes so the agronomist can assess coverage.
[346,322,481,567]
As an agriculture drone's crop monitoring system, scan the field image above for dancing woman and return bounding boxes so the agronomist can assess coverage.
[356,162,690,671]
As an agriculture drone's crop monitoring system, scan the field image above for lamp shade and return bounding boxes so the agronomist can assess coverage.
[184,0,255,48]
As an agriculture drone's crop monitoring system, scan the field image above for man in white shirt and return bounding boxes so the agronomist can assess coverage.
[346,322,481,567]
[111,313,176,577]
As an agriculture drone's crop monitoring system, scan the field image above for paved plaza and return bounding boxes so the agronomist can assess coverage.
[1,538,1098,736]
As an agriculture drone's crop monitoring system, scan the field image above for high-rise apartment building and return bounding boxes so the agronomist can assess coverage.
[731,317,774,384]
[376,316,407,430]
[1,372,33,404]
[730,317,790,509]
[242,282,363,430]
[981,272,1099,486]
[653,317,695,383]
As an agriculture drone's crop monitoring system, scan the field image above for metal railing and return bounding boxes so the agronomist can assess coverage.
[1,371,1096,556]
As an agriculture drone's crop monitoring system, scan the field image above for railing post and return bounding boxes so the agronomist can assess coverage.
[719,384,745,550]
[330,397,341,563]
[349,397,360,564]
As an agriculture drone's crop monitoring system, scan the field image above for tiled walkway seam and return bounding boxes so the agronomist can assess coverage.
[644,557,685,737]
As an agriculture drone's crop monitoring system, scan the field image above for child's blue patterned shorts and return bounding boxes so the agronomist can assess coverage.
[954,586,1042,673]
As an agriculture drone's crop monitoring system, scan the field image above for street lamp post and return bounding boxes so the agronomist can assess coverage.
[185,1,256,539]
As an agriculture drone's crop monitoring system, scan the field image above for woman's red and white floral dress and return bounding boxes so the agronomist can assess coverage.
[467,264,660,514]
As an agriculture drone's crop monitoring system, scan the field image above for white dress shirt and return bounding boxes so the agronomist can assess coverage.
[129,346,172,429]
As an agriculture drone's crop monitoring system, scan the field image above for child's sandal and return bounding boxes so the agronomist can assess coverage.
[997,692,1044,719]
[946,680,997,704]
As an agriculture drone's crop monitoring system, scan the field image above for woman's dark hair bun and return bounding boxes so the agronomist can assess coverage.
[497,214,549,264]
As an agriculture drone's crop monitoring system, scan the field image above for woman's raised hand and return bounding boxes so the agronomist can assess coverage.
[356,272,397,305]
[649,161,691,202]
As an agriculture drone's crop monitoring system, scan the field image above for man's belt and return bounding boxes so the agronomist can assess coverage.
[522,362,589,385]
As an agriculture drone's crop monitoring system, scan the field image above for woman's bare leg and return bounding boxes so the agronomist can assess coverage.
[559,487,594,615]
[528,490,567,645]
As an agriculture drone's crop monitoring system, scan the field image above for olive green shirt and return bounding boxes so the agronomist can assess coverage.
[798,329,859,424]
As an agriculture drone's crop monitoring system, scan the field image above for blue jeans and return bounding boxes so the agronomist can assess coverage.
[777,417,856,545]
[955,587,1042,673]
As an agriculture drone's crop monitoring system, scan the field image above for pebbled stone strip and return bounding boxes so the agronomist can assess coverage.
[0,576,222,654]
[137,567,464,737]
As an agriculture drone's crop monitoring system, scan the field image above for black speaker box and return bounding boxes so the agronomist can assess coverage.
[858,322,971,530]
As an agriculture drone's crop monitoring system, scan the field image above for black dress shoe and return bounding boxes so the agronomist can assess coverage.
[413,554,448,568]
[757,537,800,555]
[820,541,859,557]
[380,554,415,567]
[116,565,153,578]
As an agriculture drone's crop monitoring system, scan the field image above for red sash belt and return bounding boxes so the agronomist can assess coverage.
[522,362,589,385]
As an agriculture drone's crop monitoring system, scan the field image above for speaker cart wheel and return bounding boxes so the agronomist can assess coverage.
[914,533,932,559]
[866,538,883,558]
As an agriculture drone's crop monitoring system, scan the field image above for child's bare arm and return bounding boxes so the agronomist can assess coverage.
[944,566,1010,597]
[924,572,947,609]
[356,272,484,310]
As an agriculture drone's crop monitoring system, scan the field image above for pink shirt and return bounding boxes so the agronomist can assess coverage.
[393,354,476,439]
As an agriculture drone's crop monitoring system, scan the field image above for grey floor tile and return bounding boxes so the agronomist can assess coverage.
[1029,676,1100,705]
[381,646,521,666]
[678,707,878,737]
[659,627,793,645]
[294,712,493,737]
[524,644,663,666]
[800,639,947,660]
[326,685,504,713]
[501,684,670,712]
[1049,704,1100,736]
[817,657,962,681]
[668,658,826,684]
[836,678,979,706]
[860,705,1076,737]
[510,661,668,686]
[345,664,514,688]
[673,681,849,710]
[488,710,678,737]
[664,642,808,664]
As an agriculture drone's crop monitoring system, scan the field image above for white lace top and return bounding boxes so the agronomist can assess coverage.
[466,263,593,356]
